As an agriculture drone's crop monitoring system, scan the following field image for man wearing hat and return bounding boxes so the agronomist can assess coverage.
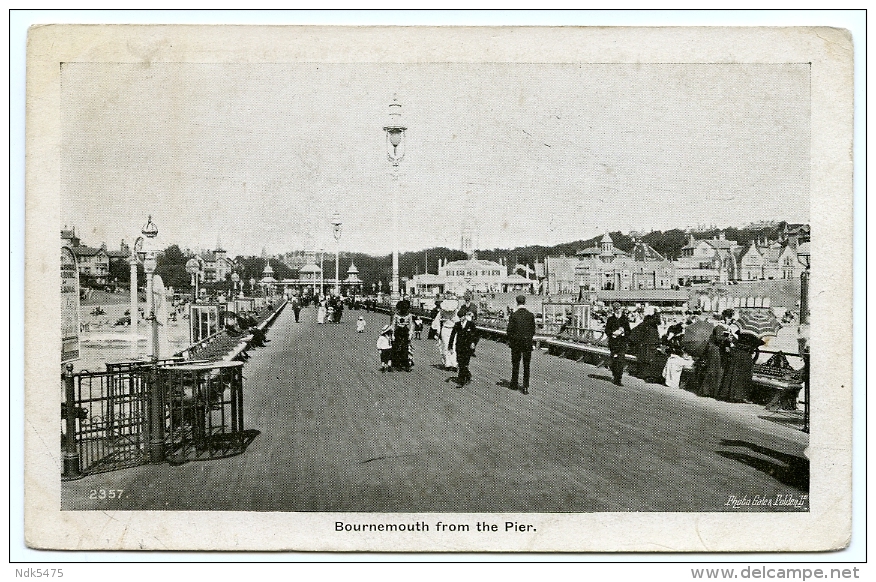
[605,302,631,386]
[457,290,478,321]
[506,294,536,394]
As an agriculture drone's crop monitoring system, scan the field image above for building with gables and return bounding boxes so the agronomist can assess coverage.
[739,238,807,281]
[574,234,675,292]
[672,232,743,284]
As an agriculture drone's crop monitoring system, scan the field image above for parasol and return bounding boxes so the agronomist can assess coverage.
[680,320,715,358]
[735,308,781,338]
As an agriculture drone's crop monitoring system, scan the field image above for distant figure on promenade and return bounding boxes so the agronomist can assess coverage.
[449,310,479,386]
[356,315,366,333]
[506,294,536,395]
[290,295,301,323]
[413,316,424,339]
[391,299,414,372]
[317,300,327,325]
[605,302,631,386]
[333,297,344,323]
[457,290,478,321]
[427,301,441,340]
[437,299,459,371]
[377,324,393,372]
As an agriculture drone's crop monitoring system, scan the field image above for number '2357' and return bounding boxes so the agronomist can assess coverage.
[89,489,124,499]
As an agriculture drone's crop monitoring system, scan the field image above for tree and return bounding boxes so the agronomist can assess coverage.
[156,244,191,289]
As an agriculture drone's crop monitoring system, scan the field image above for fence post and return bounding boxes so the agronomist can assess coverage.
[61,363,81,480]
[147,363,165,463]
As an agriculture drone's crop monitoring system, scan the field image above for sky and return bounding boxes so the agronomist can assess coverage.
[61,61,810,257]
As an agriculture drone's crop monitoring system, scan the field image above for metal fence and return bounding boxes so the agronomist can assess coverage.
[62,360,248,480]
[160,362,246,463]
[62,367,150,478]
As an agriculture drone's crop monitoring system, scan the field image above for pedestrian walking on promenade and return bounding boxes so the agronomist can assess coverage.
[291,295,301,323]
[427,301,441,340]
[392,299,415,372]
[334,297,344,323]
[506,294,536,394]
[356,315,366,333]
[413,316,424,339]
[377,324,393,372]
[605,302,631,386]
[317,300,327,325]
[449,311,479,386]
[457,290,478,321]
[437,299,459,370]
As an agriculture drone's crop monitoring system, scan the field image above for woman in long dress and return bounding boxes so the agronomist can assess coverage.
[699,326,727,398]
[437,299,459,370]
[316,300,327,324]
[391,300,414,372]
[717,332,763,403]
[630,313,663,383]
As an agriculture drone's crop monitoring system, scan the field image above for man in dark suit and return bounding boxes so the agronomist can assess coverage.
[506,294,536,394]
[605,302,631,386]
[449,311,479,385]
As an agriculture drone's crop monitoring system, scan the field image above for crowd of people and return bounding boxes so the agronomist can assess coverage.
[284,289,770,404]
[605,304,765,404]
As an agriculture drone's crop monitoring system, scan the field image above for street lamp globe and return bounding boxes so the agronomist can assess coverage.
[383,97,406,163]
[796,242,811,270]
[140,215,159,272]
[331,211,342,296]
[331,211,343,241]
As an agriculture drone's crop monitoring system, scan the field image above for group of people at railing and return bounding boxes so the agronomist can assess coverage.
[602,304,776,403]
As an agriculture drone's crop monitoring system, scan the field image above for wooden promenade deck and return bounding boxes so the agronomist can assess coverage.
[62,305,808,512]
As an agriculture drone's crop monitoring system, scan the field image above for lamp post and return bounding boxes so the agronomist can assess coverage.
[138,216,160,362]
[185,257,202,303]
[129,237,143,360]
[138,215,164,463]
[319,247,325,298]
[797,242,811,433]
[331,211,342,297]
[797,243,811,327]
[383,96,406,304]
[231,271,240,298]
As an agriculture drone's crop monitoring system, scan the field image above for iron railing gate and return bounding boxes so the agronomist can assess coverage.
[160,361,246,463]
[62,360,247,479]
[62,368,151,477]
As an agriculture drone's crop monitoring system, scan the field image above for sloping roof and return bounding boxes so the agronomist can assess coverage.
[576,246,602,256]
[299,263,322,273]
[630,241,666,262]
[601,233,613,244]
[72,246,107,258]
[704,238,738,251]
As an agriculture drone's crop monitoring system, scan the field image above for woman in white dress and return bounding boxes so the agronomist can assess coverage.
[437,299,459,370]
[316,300,327,324]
